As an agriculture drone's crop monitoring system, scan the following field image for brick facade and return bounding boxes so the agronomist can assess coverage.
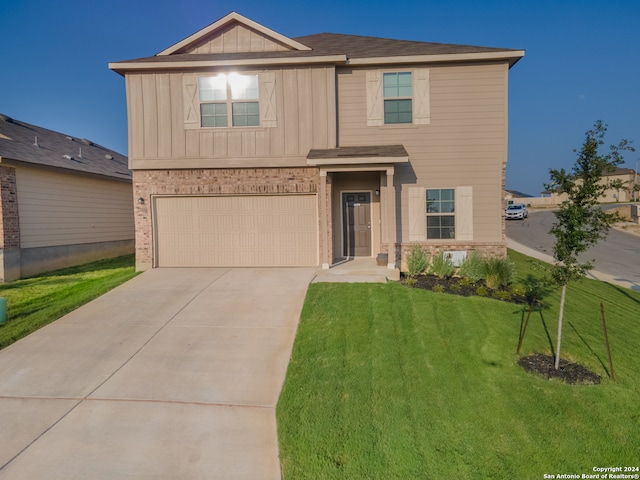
[394,241,507,271]
[132,167,321,268]
[0,166,20,249]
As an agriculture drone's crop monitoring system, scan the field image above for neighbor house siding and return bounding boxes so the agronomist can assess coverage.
[16,167,134,248]
[337,62,509,246]
[126,66,336,169]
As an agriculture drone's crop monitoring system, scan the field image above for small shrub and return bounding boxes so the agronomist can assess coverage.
[491,290,512,301]
[458,277,477,288]
[483,257,514,290]
[405,277,417,286]
[475,285,488,296]
[509,285,526,297]
[458,251,485,282]
[429,253,456,278]
[432,284,445,293]
[406,245,428,278]
[449,282,461,292]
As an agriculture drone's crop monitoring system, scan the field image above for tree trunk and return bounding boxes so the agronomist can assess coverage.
[555,283,567,370]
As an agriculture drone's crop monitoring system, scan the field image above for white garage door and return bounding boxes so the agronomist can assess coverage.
[154,195,318,267]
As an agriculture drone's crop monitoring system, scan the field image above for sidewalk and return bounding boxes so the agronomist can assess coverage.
[507,238,639,292]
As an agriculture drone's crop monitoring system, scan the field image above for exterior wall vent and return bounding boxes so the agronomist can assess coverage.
[444,250,467,266]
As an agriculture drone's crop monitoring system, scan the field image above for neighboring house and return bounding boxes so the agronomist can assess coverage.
[0,114,134,281]
[109,12,524,272]
[533,167,638,206]
[600,167,637,202]
[504,190,534,206]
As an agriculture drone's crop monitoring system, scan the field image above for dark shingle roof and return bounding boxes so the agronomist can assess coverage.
[604,167,636,177]
[110,32,523,69]
[0,114,130,182]
[294,33,519,59]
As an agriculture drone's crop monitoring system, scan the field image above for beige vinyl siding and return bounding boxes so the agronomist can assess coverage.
[338,63,509,243]
[16,167,134,249]
[126,66,336,169]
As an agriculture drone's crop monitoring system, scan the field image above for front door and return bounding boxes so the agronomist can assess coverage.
[342,192,371,257]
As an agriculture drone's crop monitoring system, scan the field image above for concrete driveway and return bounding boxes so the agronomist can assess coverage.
[0,267,315,479]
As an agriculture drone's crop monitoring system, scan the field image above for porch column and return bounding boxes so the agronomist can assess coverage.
[386,168,397,269]
[320,170,330,269]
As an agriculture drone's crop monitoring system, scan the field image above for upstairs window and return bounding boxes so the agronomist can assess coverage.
[383,72,412,124]
[198,73,259,128]
[426,189,455,239]
[366,69,429,127]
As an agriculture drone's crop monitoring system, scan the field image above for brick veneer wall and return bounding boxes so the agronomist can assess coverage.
[394,242,507,272]
[0,166,20,249]
[132,168,321,269]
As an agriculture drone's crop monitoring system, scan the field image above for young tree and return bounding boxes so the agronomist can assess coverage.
[545,121,634,369]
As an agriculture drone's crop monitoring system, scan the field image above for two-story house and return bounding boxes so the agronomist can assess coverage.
[109,12,524,272]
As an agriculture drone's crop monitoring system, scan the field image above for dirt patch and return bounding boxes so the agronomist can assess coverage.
[518,353,601,385]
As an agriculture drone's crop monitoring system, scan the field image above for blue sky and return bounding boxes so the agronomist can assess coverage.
[1,0,638,195]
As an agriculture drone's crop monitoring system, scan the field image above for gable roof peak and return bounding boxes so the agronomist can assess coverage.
[157,11,311,56]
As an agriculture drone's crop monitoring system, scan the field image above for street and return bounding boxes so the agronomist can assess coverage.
[505,209,640,290]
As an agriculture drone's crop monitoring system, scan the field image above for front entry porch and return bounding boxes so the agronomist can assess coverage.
[307,145,409,272]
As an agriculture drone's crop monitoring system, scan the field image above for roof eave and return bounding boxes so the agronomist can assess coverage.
[109,55,348,74]
[0,156,132,183]
[307,155,409,166]
[347,50,525,67]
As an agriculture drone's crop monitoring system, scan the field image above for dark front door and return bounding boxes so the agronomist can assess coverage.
[343,192,371,257]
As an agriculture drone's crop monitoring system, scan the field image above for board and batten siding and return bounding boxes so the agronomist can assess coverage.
[185,23,292,54]
[126,66,336,169]
[337,62,509,244]
[16,167,134,249]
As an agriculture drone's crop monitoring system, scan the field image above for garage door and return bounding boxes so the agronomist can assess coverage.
[154,195,318,267]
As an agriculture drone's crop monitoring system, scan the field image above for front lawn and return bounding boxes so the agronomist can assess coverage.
[277,251,640,478]
[0,255,138,350]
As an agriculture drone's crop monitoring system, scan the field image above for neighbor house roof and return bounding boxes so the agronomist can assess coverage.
[109,12,524,74]
[0,114,130,182]
[603,167,636,177]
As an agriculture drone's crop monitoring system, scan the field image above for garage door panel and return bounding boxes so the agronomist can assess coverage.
[155,195,318,267]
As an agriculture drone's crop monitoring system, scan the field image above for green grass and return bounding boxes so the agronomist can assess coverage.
[0,255,138,349]
[277,250,640,479]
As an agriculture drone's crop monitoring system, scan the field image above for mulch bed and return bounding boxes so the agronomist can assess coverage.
[518,353,601,384]
[404,274,529,304]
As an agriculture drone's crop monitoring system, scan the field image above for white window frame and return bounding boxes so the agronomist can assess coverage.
[408,186,473,242]
[182,70,279,131]
[383,72,413,125]
[426,188,455,239]
[366,68,430,127]
[198,73,259,128]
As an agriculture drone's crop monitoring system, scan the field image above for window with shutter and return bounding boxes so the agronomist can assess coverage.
[366,69,430,126]
[183,72,277,129]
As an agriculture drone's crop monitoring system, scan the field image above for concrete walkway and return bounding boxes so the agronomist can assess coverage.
[0,267,315,479]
